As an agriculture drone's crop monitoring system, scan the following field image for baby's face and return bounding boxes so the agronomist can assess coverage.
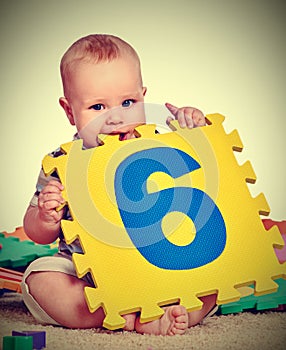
[63,57,146,148]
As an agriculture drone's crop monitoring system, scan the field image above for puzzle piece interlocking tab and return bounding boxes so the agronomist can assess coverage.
[42,114,286,330]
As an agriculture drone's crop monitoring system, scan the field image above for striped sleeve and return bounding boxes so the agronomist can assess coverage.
[29,147,63,207]
[29,169,60,207]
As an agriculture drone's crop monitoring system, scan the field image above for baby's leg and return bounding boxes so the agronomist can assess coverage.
[188,294,217,327]
[135,305,188,335]
[22,257,136,330]
[26,271,105,328]
[25,271,136,330]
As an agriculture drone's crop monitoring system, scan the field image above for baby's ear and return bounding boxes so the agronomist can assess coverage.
[59,97,75,125]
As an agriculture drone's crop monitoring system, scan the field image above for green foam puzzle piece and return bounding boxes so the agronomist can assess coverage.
[218,278,286,314]
[0,234,58,268]
[3,336,33,350]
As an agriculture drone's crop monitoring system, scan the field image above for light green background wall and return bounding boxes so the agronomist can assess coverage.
[0,0,285,231]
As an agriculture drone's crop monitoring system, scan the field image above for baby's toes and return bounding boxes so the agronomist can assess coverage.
[175,313,188,324]
[169,322,187,335]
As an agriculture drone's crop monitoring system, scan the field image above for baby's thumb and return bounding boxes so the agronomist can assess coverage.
[166,116,174,126]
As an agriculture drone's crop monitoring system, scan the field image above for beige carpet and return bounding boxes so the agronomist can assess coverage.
[1,292,286,350]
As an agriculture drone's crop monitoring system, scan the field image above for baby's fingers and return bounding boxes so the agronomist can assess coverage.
[177,109,194,128]
[39,179,64,207]
[165,103,186,128]
[165,102,179,116]
[192,108,206,127]
[38,192,65,210]
[42,180,64,194]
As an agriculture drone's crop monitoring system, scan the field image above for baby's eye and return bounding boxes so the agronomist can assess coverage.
[90,104,104,111]
[122,99,135,108]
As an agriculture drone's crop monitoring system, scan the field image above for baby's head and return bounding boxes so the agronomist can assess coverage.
[59,34,147,148]
[60,34,144,99]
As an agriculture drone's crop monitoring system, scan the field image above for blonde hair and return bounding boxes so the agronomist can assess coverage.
[60,34,142,97]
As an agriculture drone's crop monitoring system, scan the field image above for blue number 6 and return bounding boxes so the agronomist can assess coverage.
[115,147,226,270]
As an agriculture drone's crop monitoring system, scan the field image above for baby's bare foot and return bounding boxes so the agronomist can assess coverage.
[135,305,188,335]
[161,305,188,335]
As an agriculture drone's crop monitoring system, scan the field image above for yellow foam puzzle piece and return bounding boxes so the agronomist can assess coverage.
[42,114,285,330]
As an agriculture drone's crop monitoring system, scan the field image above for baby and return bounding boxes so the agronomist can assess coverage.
[22,34,216,335]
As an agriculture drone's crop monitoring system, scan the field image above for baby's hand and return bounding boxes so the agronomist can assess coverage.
[38,180,65,224]
[165,102,206,129]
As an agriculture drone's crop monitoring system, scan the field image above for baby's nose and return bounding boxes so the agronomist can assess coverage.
[106,110,124,125]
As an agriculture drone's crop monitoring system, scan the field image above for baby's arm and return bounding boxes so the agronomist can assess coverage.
[165,102,206,128]
[23,180,65,244]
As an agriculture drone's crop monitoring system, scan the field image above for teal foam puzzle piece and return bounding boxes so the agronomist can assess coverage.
[0,234,58,268]
[218,278,286,314]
